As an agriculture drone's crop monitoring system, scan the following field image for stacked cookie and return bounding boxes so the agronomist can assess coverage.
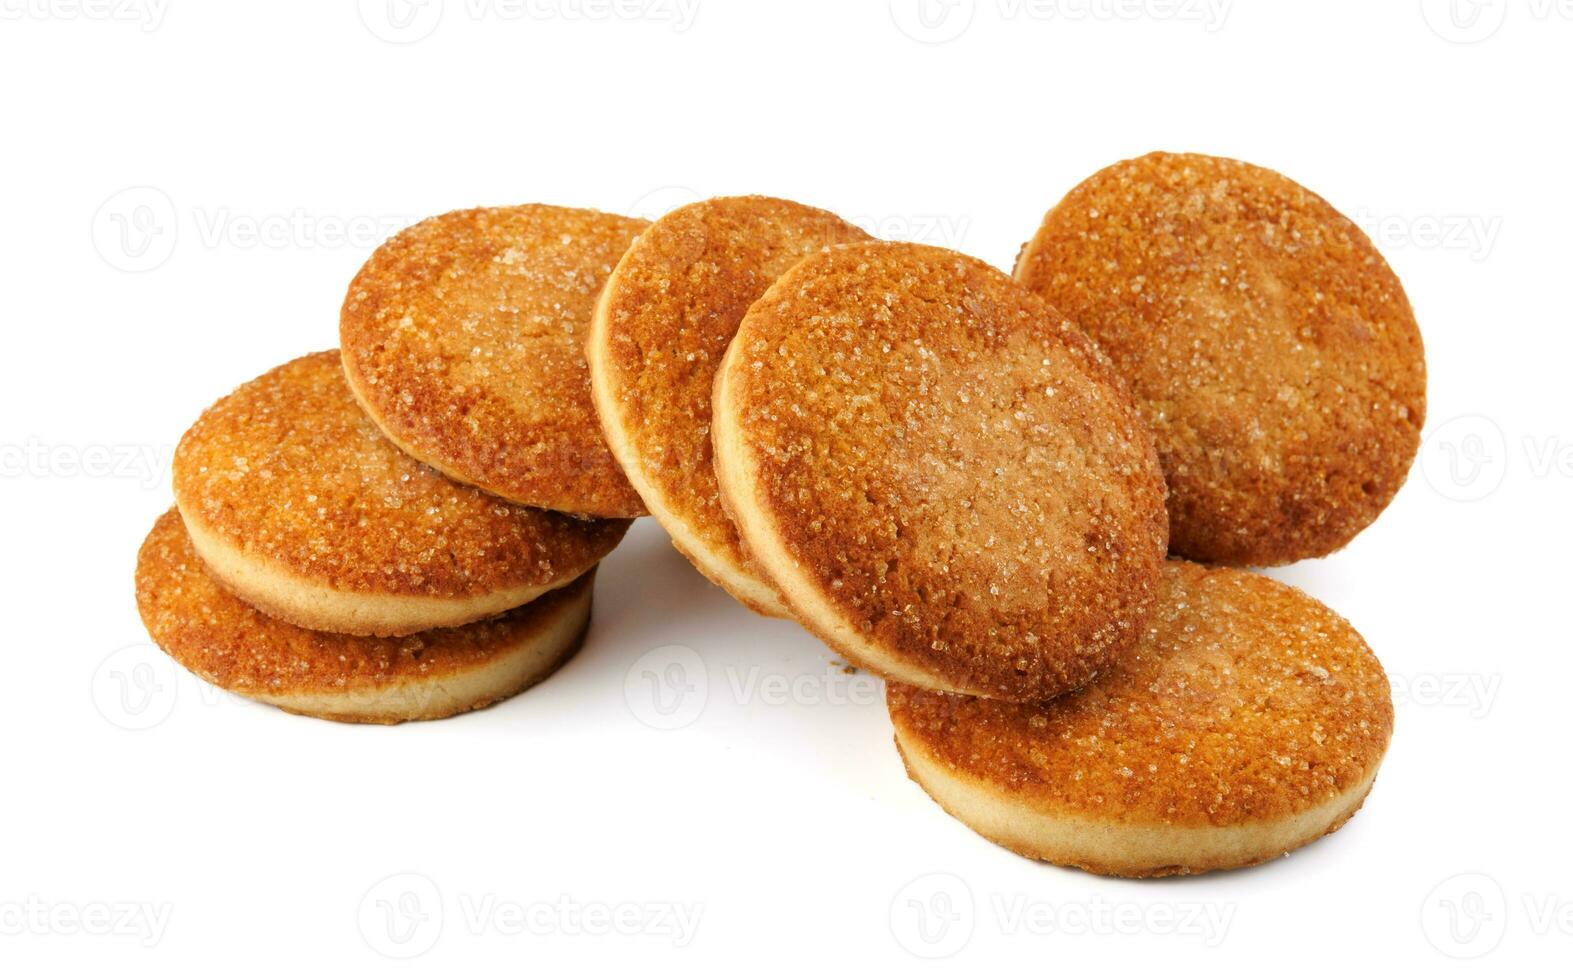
[590,172,1419,877]
[136,206,645,723]
[136,156,1421,876]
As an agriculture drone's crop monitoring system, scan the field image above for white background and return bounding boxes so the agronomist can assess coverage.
[1,0,1566,975]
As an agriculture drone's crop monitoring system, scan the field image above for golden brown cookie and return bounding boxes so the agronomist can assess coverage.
[340,204,650,517]
[1015,152,1426,565]
[588,196,872,617]
[889,560,1393,877]
[713,241,1169,702]
[136,509,593,724]
[172,351,628,637]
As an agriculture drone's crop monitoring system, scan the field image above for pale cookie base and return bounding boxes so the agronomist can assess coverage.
[894,726,1382,878]
[259,578,591,724]
[179,504,586,637]
[587,284,789,618]
[711,350,985,694]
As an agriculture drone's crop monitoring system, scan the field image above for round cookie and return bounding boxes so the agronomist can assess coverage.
[588,196,872,617]
[136,510,593,724]
[172,351,628,637]
[340,204,650,517]
[1014,152,1426,565]
[888,560,1394,877]
[712,241,1169,702]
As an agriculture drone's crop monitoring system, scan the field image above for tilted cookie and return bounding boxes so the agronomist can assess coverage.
[1015,152,1426,565]
[713,241,1169,702]
[589,195,871,616]
[173,351,627,636]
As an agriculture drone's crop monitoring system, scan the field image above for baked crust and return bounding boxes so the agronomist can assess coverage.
[713,241,1169,702]
[887,560,1394,875]
[136,510,594,724]
[588,196,871,617]
[340,204,650,517]
[171,351,627,635]
[1015,151,1426,565]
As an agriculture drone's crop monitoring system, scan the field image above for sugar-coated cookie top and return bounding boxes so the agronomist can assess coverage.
[341,204,649,517]
[172,351,628,598]
[889,561,1393,827]
[718,241,1169,702]
[593,196,871,602]
[1016,152,1425,565]
[136,509,594,694]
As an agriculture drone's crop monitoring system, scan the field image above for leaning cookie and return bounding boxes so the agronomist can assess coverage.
[136,510,594,724]
[341,204,650,518]
[589,195,871,617]
[173,351,628,637]
[1015,152,1426,565]
[888,561,1393,877]
[713,241,1169,703]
